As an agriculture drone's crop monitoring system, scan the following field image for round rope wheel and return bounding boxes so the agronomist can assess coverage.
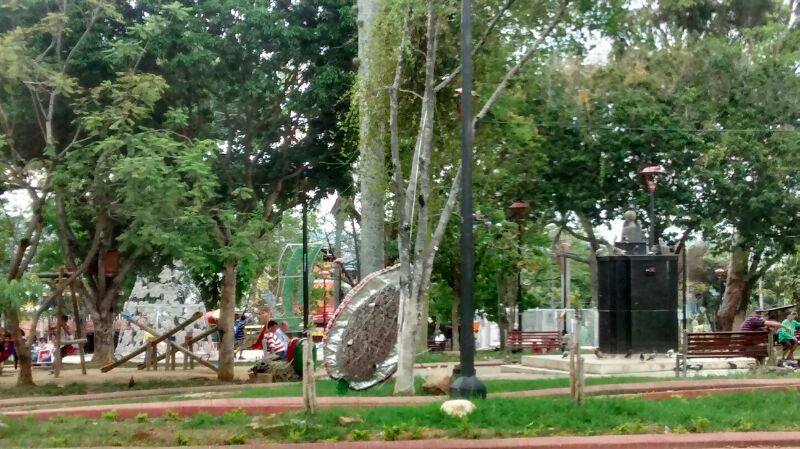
[323,265,401,390]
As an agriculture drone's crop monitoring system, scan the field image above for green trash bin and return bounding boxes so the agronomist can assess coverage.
[291,338,317,376]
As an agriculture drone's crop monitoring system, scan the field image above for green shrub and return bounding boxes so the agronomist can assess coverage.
[45,436,68,447]
[175,434,191,446]
[382,424,401,441]
[101,410,118,422]
[350,429,370,441]
[288,429,307,443]
[135,413,149,423]
[226,432,248,444]
[163,410,180,421]
[688,417,710,433]
[734,417,754,431]
[613,421,645,435]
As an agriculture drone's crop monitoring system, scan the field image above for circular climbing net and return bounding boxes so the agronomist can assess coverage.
[337,285,399,381]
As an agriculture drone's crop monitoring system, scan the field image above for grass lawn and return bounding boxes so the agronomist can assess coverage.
[3,390,800,447]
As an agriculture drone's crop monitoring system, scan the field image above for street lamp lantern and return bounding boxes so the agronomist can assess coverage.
[509,201,529,220]
[640,166,667,250]
[509,201,529,331]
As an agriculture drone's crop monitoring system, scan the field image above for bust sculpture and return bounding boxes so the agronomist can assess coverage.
[620,210,645,243]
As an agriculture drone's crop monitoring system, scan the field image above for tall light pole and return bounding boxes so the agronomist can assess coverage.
[509,201,529,331]
[450,0,485,399]
[641,166,666,251]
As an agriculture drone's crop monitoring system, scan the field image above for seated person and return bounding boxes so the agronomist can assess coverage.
[36,338,54,365]
[740,307,788,332]
[778,311,800,360]
[262,320,287,361]
[0,333,17,369]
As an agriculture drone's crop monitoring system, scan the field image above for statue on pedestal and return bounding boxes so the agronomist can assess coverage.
[620,210,645,243]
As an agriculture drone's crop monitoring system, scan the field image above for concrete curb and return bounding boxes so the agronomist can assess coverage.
[84,431,800,449]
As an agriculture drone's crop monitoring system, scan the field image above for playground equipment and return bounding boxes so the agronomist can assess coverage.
[102,311,218,373]
[259,243,337,333]
[323,265,401,390]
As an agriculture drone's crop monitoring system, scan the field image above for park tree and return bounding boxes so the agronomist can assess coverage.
[356,0,387,276]
[364,0,624,393]
[125,0,357,380]
[0,0,128,384]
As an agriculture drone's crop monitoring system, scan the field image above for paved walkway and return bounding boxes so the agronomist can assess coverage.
[83,432,800,448]
[6,377,800,420]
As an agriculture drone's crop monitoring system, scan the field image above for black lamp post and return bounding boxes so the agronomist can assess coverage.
[640,166,666,251]
[509,201,529,331]
[450,0,486,399]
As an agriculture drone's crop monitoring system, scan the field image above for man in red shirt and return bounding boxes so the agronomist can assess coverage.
[262,320,287,361]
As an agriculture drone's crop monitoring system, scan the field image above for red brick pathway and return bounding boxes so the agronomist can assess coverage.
[6,377,800,420]
[87,432,800,449]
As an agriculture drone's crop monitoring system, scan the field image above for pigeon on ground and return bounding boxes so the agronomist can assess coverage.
[561,351,568,359]
[624,351,633,359]
[667,349,675,358]
[688,364,703,371]
[594,349,606,359]
[727,362,738,369]
[646,352,657,361]
[128,376,136,389]
[639,353,645,362]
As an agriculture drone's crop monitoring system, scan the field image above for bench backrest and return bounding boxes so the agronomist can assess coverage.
[686,331,769,358]
[507,331,561,348]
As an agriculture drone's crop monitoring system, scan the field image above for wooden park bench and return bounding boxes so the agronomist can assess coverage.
[507,331,561,353]
[427,340,447,352]
[679,330,771,375]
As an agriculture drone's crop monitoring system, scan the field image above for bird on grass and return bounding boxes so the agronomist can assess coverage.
[128,376,136,389]
[727,362,738,369]
[594,349,606,359]
[624,351,633,359]
[646,352,657,361]
[639,353,645,362]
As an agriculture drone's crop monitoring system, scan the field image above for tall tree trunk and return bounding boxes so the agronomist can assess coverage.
[90,303,116,366]
[8,308,34,386]
[578,213,600,305]
[356,0,386,276]
[333,195,347,307]
[218,259,238,381]
[717,243,750,331]
[415,293,430,352]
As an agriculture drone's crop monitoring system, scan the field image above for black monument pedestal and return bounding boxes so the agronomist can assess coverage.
[597,255,679,353]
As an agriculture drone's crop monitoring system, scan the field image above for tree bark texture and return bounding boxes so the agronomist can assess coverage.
[716,243,751,331]
[357,0,386,277]
[217,259,238,381]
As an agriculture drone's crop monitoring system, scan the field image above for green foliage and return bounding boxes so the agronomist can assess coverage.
[101,410,118,422]
[381,424,401,441]
[174,433,191,446]
[348,429,369,441]
[134,413,148,423]
[225,432,248,445]
[0,275,43,310]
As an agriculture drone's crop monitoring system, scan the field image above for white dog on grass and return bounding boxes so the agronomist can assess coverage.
[440,399,476,418]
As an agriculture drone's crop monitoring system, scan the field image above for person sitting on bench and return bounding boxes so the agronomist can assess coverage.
[0,332,17,370]
[740,307,787,332]
[777,310,800,360]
